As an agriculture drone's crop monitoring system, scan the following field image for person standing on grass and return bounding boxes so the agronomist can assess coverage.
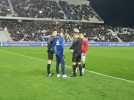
[70,34,83,77]
[47,31,57,77]
[55,32,67,78]
[80,33,89,75]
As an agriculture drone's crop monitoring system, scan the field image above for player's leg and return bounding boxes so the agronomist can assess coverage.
[78,62,82,76]
[78,53,82,76]
[72,53,77,76]
[61,56,67,78]
[47,60,51,75]
[56,55,60,78]
[47,52,53,77]
[81,53,86,74]
[61,56,65,75]
[72,62,77,76]
[75,63,79,73]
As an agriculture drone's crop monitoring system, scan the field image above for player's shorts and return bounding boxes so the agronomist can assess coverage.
[56,55,64,64]
[72,53,81,62]
[81,53,86,63]
[48,50,54,60]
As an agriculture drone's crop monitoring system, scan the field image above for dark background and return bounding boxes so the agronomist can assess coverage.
[90,0,134,26]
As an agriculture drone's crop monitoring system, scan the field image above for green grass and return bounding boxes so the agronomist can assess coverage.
[0,47,134,100]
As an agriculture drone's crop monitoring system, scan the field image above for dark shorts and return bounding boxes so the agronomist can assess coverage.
[48,50,54,60]
[72,53,81,62]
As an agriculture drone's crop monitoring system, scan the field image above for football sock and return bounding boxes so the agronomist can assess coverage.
[73,65,76,76]
[83,64,85,68]
[47,64,51,75]
[79,64,82,76]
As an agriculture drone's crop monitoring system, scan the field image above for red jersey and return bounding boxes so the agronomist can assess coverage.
[81,38,89,54]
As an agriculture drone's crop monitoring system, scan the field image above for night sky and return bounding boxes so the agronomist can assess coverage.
[90,0,134,26]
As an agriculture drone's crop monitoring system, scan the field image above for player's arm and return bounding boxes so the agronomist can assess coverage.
[52,37,57,54]
[47,37,51,51]
[61,37,65,49]
[84,39,89,55]
[70,41,75,52]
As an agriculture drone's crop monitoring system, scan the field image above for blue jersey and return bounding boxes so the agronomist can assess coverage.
[55,35,65,57]
[47,36,57,52]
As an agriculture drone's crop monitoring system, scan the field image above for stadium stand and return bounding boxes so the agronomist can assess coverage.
[0,21,134,42]
[59,0,102,21]
[0,0,102,22]
[0,0,133,42]
[0,0,12,16]
[11,0,64,19]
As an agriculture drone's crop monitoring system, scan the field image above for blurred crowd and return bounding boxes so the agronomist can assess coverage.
[59,1,101,21]
[0,0,133,42]
[0,0,12,16]
[12,0,64,19]
[0,0,101,21]
[0,21,134,42]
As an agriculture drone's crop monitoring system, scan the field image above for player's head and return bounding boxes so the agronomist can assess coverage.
[74,34,79,39]
[79,33,84,39]
[60,32,64,37]
[52,31,57,37]
[83,33,88,39]
[83,33,88,38]
[57,32,64,37]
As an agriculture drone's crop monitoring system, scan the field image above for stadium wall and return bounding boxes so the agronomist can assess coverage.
[0,42,134,47]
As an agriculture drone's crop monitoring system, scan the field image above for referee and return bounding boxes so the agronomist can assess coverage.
[47,31,57,77]
[70,34,83,76]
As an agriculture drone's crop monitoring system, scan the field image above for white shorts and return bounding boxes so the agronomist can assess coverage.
[81,53,86,63]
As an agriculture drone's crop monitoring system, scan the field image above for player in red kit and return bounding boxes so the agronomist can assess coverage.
[80,33,89,75]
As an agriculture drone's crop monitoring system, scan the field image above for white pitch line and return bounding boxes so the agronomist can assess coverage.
[1,49,134,84]
[88,70,134,84]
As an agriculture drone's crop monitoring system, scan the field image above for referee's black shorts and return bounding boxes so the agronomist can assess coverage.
[72,52,81,62]
[48,50,54,60]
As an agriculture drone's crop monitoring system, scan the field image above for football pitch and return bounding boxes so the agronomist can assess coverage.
[0,47,134,100]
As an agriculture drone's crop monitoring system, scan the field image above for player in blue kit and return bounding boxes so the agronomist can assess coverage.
[55,32,67,78]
